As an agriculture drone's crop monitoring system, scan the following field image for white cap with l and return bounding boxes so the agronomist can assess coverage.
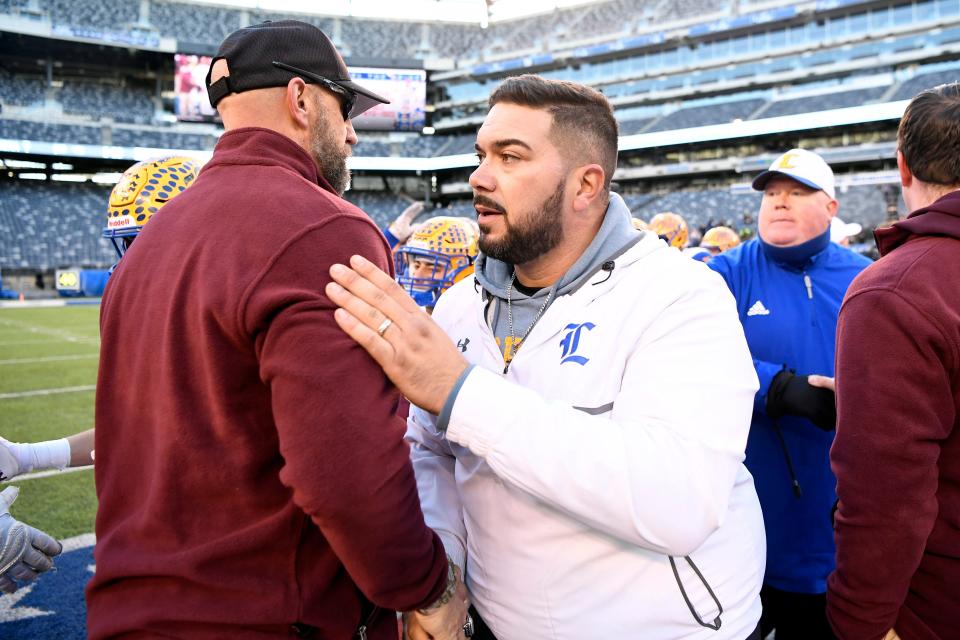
[752,148,836,200]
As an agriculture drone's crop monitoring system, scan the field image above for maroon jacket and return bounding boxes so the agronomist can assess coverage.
[828,190,960,639]
[87,128,447,638]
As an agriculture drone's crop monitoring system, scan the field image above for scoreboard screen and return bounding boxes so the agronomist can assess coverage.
[174,57,425,132]
[174,54,218,122]
[349,67,427,132]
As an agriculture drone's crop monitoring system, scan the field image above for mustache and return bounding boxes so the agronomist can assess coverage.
[473,195,506,215]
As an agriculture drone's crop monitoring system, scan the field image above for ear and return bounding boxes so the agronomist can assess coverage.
[571,164,606,213]
[285,78,310,130]
[826,198,838,218]
[897,150,913,189]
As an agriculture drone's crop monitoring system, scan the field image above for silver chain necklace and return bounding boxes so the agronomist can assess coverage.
[505,272,553,372]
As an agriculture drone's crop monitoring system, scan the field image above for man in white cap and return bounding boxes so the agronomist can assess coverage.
[707,148,871,639]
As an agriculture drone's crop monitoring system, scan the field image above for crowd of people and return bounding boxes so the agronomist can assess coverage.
[0,19,957,640]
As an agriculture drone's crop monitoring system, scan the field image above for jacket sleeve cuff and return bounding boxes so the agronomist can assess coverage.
[445,366,515,458]
[435,365,476,433]
[753,359,784,415]
[382,226,400,250]
[437,531,466,575]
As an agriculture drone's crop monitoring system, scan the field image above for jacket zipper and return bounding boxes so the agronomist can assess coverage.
[803,272,815,326]
[352,597,379,640]
[353,608,378,640]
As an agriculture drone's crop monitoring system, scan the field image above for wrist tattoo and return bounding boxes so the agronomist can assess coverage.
[417,555,459,614]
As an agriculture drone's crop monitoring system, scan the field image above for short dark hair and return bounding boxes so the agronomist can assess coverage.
[489,74,619,192]
[898,82,960,187]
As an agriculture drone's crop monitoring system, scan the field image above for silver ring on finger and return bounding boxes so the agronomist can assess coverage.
[377,318,393,337]
[463,613,474,637]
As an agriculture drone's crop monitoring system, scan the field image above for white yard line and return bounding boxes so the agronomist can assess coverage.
[0,354,98,366]
[0,299,100,309]
[0,464,94,483]
[0,339,66,347]
[0,385,96,400]
[0,317,99,346]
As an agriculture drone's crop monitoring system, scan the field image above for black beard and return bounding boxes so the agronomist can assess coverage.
[478,182,565,265]
[310,107,351,195]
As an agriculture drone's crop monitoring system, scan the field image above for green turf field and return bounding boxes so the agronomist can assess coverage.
[0,305,100,539]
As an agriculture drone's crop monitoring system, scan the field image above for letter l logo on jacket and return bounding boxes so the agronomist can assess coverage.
[560,322,596,365]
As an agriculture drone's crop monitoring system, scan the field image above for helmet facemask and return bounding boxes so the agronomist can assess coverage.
[395,247,472,309]
[393,216,479,310]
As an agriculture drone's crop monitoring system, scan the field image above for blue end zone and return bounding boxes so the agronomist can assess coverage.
[0,538,92,639]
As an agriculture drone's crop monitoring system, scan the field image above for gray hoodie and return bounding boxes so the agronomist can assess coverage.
[436,192,641,430]
[474,191,641,367]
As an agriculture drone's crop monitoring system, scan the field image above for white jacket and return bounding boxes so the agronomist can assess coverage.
[407,232,765,639]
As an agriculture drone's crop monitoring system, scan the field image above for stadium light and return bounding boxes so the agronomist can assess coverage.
[92,173,124,185]
[3,159,45,169]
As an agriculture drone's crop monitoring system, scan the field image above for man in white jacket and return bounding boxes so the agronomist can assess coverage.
[326,74,765,640]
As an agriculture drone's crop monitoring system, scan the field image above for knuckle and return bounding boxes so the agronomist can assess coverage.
[371,288,388,306]
[364,305,380,323]
[338,267,358,286]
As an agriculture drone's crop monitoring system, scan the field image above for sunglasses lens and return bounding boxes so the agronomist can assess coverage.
[342,93,356,120]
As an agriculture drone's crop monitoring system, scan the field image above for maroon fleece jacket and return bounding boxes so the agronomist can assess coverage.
[827,190,960,640]
[87,128,447,639]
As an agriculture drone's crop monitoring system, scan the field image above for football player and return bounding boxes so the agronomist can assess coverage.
[0,156,199,592]
[648,211,689,249]
[394,216,479,312]
[700,225,741,256]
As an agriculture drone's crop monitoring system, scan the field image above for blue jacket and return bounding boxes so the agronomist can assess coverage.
[709,231,871,594]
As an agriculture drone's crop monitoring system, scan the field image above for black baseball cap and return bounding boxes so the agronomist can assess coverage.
[205,20,389,119]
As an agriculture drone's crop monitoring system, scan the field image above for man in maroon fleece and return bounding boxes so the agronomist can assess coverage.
[828,83,960,639]
[87,21,467,639]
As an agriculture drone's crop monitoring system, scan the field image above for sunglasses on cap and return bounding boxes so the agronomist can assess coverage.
[271,60,357,121]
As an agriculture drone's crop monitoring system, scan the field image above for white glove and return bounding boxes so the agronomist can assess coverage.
[0,440,18,482]
[0,486,63,593]
[388,201,426,243]
[0,436,70,480]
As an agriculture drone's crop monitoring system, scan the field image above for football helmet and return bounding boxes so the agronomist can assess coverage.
[648,212,689,249]
[395,216,479,309]
[700,226,740,253]
[103,156,201,259]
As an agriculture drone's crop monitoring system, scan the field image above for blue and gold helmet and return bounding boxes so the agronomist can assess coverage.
[395,216,479,309]
[648,212,689,249]
[103,156,201,259]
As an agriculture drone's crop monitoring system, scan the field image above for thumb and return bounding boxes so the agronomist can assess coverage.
[807,375,835,391]
[0,486,19,510]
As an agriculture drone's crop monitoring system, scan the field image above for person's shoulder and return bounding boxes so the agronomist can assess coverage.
[827,242,873,269]
[711,238,756,267]
[431,275,481,323]
[433,275,483,315]
[705,239,758,282]
[619,238,737,308]
[850,235,958,298]
[282,183,385,244]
